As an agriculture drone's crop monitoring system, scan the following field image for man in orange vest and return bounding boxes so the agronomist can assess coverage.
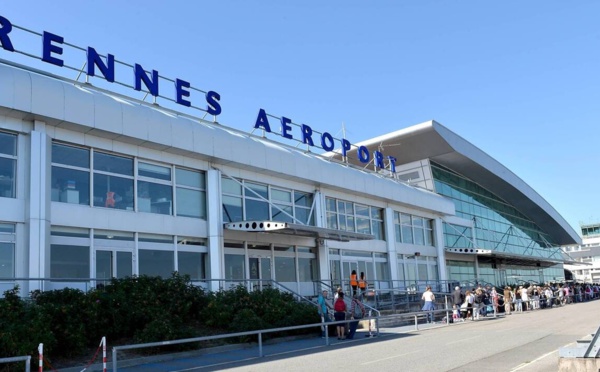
[350,270,358,296]
[358,271,367,296]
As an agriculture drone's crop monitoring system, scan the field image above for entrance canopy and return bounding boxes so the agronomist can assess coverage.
[224,221,375,242]
[445,247,583,267]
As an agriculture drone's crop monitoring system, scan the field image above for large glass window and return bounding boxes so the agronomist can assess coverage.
[224,254,245,280]
[0,132,17,199]
[275,256,296,282]
[52,143,91,205]
[0,224,15,278]
[177,251,206,280]
[139,250,174,278]
[394,212,434,246]
[432,163,557,257]
[93,152,134,210]
[175,168,206,219]
[138,162,172,215]
[50,245,90,278]
[326,197,384,239]
[221,177,314,225]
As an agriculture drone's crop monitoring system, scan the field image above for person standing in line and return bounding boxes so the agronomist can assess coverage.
[350,270,358,297]
[465,289,474,319]
[532,286,540,310]
[421,285,435,323]
[347,294,366,339]
[317,289,331,338]
[333,291,347,340]
[358,271,367,296]
[503,286,512,315]
[521,285,529,311]
[515,286,523,312]
[452,286,464,311]
[491,287,499,314]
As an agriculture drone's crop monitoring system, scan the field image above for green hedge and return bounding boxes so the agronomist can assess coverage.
[0,274,319,371]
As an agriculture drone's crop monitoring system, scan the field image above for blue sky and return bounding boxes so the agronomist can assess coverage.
[1,1,599,236]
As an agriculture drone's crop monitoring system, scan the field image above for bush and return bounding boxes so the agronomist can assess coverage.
[0,287,55,371]
[0,277,317,369]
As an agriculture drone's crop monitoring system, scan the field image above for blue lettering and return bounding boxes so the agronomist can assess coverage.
[374,151,384,169]
[254,108,271,132]
[358,146,370,163]
[0,16,14,52]
[321,132,334,151]
[341,139,352,157]
[281,117,293,139]
[87,47,114,82]
[206,90,221,116]
[175,79,191,107]
[134,64,159,96]
[42,31,64,67]
[387,156,397,173]
[301,124,314,146]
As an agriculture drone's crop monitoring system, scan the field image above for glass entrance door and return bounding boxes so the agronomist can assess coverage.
[342,261,359,295]
[249,256,272,290]
[96,250,132,283]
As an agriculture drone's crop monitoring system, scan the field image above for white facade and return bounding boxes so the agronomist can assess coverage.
[0,63,457,296]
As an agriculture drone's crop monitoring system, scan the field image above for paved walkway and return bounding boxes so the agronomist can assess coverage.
[65,300,600,371]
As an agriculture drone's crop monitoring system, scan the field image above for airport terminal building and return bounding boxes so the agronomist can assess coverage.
[0,15,581,297]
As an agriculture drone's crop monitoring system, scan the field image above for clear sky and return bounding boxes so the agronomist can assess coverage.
[1,1,599,237]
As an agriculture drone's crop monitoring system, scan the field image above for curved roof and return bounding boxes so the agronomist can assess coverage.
[339,120,580,246]
[0,62,455,217]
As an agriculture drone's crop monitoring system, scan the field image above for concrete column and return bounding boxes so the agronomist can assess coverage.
[314,190,330,289]
[206,169,223,292]
[434,218,448,282]
[27,122,51,292]
[385,207,398,283]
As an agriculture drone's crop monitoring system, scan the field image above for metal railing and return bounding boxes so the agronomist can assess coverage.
[0,355,31,372]
[111,316,381,371]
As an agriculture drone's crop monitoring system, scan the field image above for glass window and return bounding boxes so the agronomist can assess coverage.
[178,251,205,280]
[96,251,112,280]
[224,254,245,280]
[245,199,269,220]
[223,195,243,222]
[95,173,134,210]
[94,152,134,176]
[272,189,291,203]
[222,177,242,195]
[0,242,14,278]
[139,162,171,181]
[93,152,134,210]
[139,250,174,278]
[326,197,383,239]
[275,257,296,282]
[50,245,90,278]
[52,166,90,205]
[176,169,206,218]
[117,251,133,278]
[0,132,17,199]
[138,162,173,215]
[52,143,89,168]
[298,257,317,281]
[245,182,268,199]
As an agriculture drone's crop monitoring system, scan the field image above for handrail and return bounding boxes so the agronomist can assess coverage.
[0,355,31,372]
[112,315,381,371]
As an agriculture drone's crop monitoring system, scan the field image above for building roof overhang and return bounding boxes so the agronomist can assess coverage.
[331,121,581,246]
[445,247,583,267]
[224,221,375,242]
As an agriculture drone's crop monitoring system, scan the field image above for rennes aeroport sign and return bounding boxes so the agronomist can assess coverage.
[0,15,397,172]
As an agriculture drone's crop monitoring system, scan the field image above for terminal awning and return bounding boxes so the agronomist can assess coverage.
[224,221,375,242]
[445,247,579,267]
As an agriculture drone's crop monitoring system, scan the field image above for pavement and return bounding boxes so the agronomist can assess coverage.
[61,302,600,371]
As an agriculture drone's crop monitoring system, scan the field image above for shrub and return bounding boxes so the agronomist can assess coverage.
[0,287,55,371]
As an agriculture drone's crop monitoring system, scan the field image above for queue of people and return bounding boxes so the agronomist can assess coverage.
[450,282,600,321]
